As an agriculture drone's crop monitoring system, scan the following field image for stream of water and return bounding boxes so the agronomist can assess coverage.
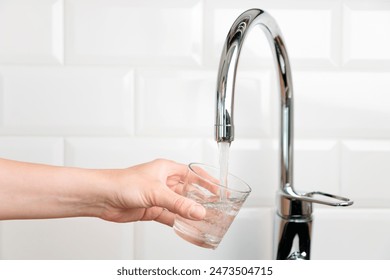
[218,142,230,201]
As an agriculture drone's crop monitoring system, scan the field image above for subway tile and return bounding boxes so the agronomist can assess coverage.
[136,70,215,138]
[312,208,390,259]
[136,69,272,138]
[65,0,202,65]
[65,137,203,168]
[341,140,390,207]
[134,208,273,259]
[0,218,133,259]
[271,9,333,60]
[206,1,336,68]
[294,72,390,138]
[343,2,390,63]
[0,137,63,165]
[294,140,340,197]
[0,0,63,64]
[0,66,134,136]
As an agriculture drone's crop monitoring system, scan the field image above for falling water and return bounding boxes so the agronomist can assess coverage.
[218,142,230,201]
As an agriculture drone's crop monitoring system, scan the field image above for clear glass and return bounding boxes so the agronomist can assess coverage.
[173,163,251,249]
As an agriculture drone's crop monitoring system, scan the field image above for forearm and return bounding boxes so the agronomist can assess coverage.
[0,158,206,225]
[0,158,110,220]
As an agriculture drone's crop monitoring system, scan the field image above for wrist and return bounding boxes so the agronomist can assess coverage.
[72,168,115,219]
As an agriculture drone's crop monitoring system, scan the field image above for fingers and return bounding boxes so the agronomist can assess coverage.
[167,160,188,177]
[116,206,176,227]
[157,159,221,196]
[165,161,188,188]
[153,208,175,226]
[152,159,188,181]
[151,186,206,221]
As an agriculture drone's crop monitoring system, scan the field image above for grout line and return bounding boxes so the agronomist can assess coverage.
[332,0,344,68]
[61,0,67,66]
[61,137,66,166]
[338,139,344,197]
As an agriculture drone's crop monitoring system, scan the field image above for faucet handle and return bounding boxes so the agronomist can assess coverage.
[304,191,353,207]
[278,187,353,220]
[283,186,353,207]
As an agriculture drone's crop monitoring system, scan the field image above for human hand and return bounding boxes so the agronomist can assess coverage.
[99,159,206,226]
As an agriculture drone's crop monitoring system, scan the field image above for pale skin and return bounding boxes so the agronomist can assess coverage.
[0,158,206,226]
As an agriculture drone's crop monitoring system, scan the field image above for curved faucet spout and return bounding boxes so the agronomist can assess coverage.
[215,9,353,260]
[215,9,294,191]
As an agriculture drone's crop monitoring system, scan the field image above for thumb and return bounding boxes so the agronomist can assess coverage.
[153,187,206,220]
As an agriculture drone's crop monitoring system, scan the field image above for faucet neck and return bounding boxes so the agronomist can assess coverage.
[215,9,294,191]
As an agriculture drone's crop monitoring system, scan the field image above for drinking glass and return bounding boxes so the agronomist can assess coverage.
[173,163,251,249]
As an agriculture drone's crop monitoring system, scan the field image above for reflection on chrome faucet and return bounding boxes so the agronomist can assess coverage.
[214,9,353,260]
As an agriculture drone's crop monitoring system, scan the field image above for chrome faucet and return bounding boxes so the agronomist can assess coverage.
[215,9,353,260]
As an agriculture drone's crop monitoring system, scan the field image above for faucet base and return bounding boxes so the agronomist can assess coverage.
[274,213,312,260]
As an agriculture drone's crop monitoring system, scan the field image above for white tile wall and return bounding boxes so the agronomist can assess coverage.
[65,137,204,168]
[0,218,133,259]
[294,72,390,138]
[134,208,273,260]
[0,66,134,135]
[0,0,389,260]
[0,0,63,64]
[65,0,202,65]
[343,1,390,62]
[205,0,339,68]
[136,69,272,138]
[0,137,63,165]
[341,140,390,207]
[312,208,390,260]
